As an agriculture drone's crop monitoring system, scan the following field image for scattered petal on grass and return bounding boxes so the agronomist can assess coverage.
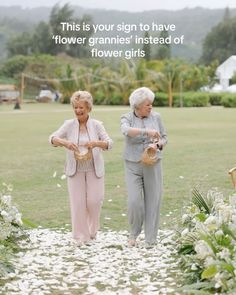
[104,217,111,220]
[116,185,120,188]
[60,174,66,180]
[121,213,126,217]
[108,199,113,202]
[52,171,57,178]
[179,175,184,179]
[1,228,183,294]
[56,183,61,188]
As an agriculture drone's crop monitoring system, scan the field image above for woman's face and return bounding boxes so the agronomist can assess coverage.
[136,99,153,118]
[73,100,90,122]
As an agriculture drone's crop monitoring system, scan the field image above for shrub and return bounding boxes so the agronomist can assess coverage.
[209,93,223,106]
[93,91,106,105]
[0,55,29,77]
[221,94,236,108]
[154,92,169,106]
[109,93,123,105]
[182,92,210,107]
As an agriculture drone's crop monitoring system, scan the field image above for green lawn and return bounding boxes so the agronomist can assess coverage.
[0,103,235,232]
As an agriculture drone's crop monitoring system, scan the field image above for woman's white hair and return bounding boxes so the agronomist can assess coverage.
[70,90,93,110]
[129,87,155,110]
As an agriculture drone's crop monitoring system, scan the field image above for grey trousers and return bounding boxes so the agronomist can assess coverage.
[125,159,163,244]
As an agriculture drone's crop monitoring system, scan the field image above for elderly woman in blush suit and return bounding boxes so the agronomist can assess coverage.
[121,87,168,248]
[49,90,112,246]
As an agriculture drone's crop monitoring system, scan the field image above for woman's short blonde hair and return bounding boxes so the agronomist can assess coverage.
[129,87,155,110]
[70,90,93,110]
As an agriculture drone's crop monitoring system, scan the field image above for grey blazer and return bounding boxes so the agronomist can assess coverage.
[120,111,168,162]
[49,117,112,177]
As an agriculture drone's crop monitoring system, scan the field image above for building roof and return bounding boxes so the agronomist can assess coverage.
[216,55,236,79]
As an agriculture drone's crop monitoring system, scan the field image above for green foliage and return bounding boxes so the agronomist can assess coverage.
[0,55,29,77]
[201,16,236,64]
[201,265,217,279]
[155,29,171,60]
[6,32,32,57]
[181,92,209,107]
[6,3,94,58]
[221,94,236,107]
[192,188,211,214]
[208,93,223,105]
[142,31,151,61]
[153,92,169,106]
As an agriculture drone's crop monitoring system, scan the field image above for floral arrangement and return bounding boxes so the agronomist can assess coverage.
[0,183,24,276]
[178,187,236,294]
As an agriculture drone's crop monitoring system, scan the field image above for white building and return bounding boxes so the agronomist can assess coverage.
[216,55,236,90]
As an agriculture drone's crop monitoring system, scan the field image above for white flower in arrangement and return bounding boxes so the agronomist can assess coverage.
[194,240,214,260]
[1,210,12,223]
[204,256,215,268]
[214,272,224,289]
[0,222,12,240]
[218,205,233,223]
[217,248,231,260]
[214,229,224,239]
[1,194,12,206]
[231,214,236,224]
[181,214,190,224]
[215,282,222,289]
[191,263,198,270]
[181,228,189,237]
[204,215,218,231]
[15,213,23,226]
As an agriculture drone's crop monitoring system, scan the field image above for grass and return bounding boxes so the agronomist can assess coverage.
[0,103,236,232]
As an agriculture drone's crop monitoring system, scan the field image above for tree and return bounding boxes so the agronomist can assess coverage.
[155,29,171,60]
[142,31,151,61]
[49,3,74,55]
[32,22,52,54]
[6,3,94,58]
[66,14,94,58]
[223,7,231,21]
[7,32,32,57]
[200,16,236,64]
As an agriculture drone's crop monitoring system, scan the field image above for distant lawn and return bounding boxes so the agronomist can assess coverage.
[0,103,236,232]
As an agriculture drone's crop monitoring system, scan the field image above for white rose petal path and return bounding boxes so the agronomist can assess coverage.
[1,228,183,295]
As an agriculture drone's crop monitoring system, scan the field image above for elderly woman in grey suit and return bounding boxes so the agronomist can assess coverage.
[49,90,112,246]
[120,87,168,248]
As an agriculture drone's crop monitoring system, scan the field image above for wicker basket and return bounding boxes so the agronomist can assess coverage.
[74,148,92,161]
[141,146,158,166]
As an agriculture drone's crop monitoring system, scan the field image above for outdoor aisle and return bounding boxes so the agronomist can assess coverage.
[2,228,182,295]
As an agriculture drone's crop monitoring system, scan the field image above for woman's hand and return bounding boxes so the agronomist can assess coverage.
[64,140,78,151]
[84,141,96,149]
[84,141,108,150]
[148,143,158,151]
[146,129,160,139]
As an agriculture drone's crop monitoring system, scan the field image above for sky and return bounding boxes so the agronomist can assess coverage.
[1,0,236,12]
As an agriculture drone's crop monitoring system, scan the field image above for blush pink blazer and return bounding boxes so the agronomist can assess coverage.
[49,117,113,178]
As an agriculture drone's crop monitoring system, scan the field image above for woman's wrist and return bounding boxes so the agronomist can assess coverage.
[140,129,147,136]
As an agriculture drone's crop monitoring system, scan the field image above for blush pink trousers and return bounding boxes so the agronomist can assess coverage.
[67,170,104,242]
